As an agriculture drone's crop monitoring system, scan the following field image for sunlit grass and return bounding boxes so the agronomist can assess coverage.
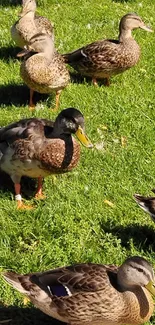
[0,0,155,324]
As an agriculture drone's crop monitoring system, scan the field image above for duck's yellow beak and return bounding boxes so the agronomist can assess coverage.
[145,280,155,295]
[75,126,93,148]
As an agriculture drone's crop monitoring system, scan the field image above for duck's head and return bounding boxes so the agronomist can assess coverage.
[19,0,36,17]
[28,33,55,53]
[53,108,93,148]
[117,256,155,295]
[134,193,155,221]
[119,13,153,33]
[17,33,55,58]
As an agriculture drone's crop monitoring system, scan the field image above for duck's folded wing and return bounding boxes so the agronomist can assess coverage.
[31,263,118,296]
[0,118,54,144]
[3,264,118,300]
[63,40,120,66]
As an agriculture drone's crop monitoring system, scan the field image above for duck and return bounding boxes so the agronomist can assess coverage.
[63,13,152,86]
[11,0,54,49]
[134,193,155,222]
[18,33,70,110]
[0,108,93,209]
[3,256,155,325]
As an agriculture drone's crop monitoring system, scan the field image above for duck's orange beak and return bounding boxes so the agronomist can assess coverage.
[75,126,93,148]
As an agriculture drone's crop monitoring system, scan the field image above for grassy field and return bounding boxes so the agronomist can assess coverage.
[0,0,155,324]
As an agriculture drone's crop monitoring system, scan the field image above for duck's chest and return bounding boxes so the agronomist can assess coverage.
[118,40,141,68]
[20,54,70,93]
[0,137,81,178]
[37,137,81,173]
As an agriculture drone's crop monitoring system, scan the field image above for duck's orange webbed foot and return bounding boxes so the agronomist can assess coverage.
[92,78,98,87]
[35,192,46,200]
[15,183,33,210]
[16,196,34,210]
[35,177,46,200]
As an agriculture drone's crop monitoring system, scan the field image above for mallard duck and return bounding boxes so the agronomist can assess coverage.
[11,0,54,48]
[63,13,152,86]
[134,193,155,222]
[18,33,70,110]
[3,256,155,325]
[0,108,92,209]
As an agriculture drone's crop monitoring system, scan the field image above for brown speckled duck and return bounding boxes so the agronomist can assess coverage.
[11,0,54,48]
[134,193,155,222]
[3,256,155,325]
[63,13,152,86]
[0,108,92,209]
[19,33,70,110]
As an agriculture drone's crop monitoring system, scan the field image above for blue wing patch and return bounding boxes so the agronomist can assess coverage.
[47,284,72,297]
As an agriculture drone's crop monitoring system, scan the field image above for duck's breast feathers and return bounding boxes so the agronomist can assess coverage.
[30,263,118,297]
[21,53,70,93]
[0,118,54,144]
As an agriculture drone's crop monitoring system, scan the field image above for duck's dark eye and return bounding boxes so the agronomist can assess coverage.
[136,268,144,273]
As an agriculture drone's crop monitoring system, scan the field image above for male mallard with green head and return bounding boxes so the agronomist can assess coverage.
[0,108,92,209]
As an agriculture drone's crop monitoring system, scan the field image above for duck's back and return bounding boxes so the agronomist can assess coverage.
[11,14,54,48]
[35,15,54,41]
[64,38,140,78]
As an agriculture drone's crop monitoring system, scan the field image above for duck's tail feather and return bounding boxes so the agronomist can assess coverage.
[3,271,32,295]
[62,48,84,64]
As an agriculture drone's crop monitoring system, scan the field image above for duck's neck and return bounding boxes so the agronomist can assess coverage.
[20,10,35,20]
[118,29,133,42]
[44,46,56,62]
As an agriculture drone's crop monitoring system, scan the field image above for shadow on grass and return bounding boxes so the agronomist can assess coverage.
[0,0,21,6]
[0,171,37,199]
[0,46,21,61]
[0,84,49,107]
[112,0,134,2]
[100,222,155,251]
[70,72,107,87]
[0,304,66,325]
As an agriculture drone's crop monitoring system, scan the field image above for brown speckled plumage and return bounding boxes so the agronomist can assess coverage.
[20,33,70,108]
[0,108,92,205]
[63,13,152,85]
[21,50,69,94]
[3,256,155,325]
[11,0,54,48]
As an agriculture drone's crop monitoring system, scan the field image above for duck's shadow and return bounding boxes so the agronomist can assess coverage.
[0,0,21,6]
[0,46,20,61]
[101,221,155,251]
[0,84,49,107]
[0,171,37,199]
[70,72,107,86]
[0,304,66,325]
[112,0,133,2]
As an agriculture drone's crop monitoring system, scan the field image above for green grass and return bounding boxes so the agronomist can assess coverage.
[1,0,155,324]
